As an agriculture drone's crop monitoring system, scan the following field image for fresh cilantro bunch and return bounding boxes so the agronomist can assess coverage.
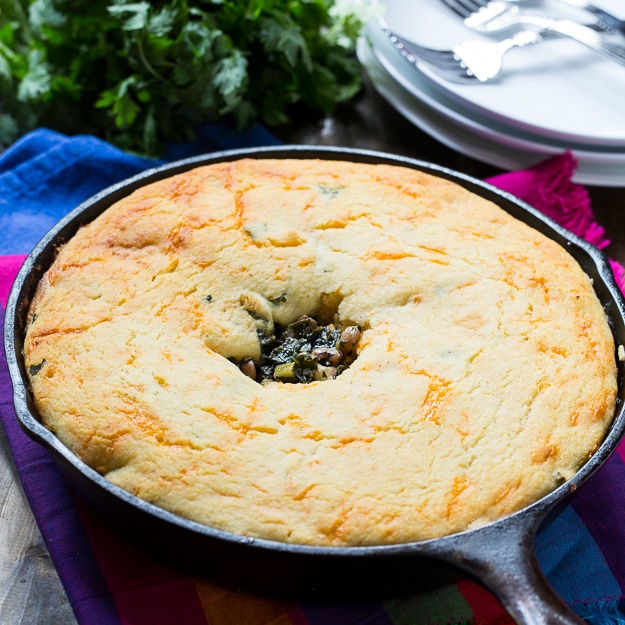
[0,0,369,155]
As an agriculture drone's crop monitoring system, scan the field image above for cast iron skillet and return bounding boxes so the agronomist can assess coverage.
[5,146,625,625]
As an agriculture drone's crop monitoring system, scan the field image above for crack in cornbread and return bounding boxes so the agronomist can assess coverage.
[23,158,617,546]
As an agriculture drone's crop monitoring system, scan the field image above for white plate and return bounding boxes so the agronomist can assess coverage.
[377,0,625,148]
[367,19,625,155]
[357,37,625,186]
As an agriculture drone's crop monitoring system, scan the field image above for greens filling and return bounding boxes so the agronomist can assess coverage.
[237,316,360,384]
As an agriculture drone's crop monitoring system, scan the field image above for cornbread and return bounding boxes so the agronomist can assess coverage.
[23,158,618,546]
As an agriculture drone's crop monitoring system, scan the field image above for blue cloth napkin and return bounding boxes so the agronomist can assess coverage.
[0,125,280,255]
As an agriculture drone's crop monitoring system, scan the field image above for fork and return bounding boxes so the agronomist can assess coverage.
[381,22,544,82]
[441,0,625,65]
[523,0,625,34]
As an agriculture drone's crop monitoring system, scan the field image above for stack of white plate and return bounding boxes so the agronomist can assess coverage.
[358,0,625,185]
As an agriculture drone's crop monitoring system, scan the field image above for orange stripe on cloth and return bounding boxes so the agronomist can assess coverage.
[194,580,301,625]
[75,498,209,625]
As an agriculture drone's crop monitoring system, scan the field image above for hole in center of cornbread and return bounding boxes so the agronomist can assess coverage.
[235,315,360,384]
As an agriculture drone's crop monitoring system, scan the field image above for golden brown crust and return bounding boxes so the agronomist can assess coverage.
[24,158,617,545]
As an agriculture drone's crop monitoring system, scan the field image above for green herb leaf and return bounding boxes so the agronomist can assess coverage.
[147,7,176,38]
[29,0,66,34]
[212,50,248,108]
[17,49,51,102]
[107,2,151,31]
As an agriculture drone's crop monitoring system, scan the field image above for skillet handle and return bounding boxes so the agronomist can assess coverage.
[426,513,584,625]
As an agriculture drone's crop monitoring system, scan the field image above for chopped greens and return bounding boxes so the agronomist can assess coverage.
[28,359,46,376]
[269,292,288,304]
[0,0,374,155]
[238,314,360,384]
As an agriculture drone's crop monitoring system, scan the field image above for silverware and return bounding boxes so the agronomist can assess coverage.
[380,21,543,82]
[441,0,625,65]
[529,0,625,34]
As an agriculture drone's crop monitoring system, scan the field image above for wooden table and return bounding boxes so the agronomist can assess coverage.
[1,73,623,624]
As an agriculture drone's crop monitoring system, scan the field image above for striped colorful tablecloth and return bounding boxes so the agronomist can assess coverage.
[2,129,625,625]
